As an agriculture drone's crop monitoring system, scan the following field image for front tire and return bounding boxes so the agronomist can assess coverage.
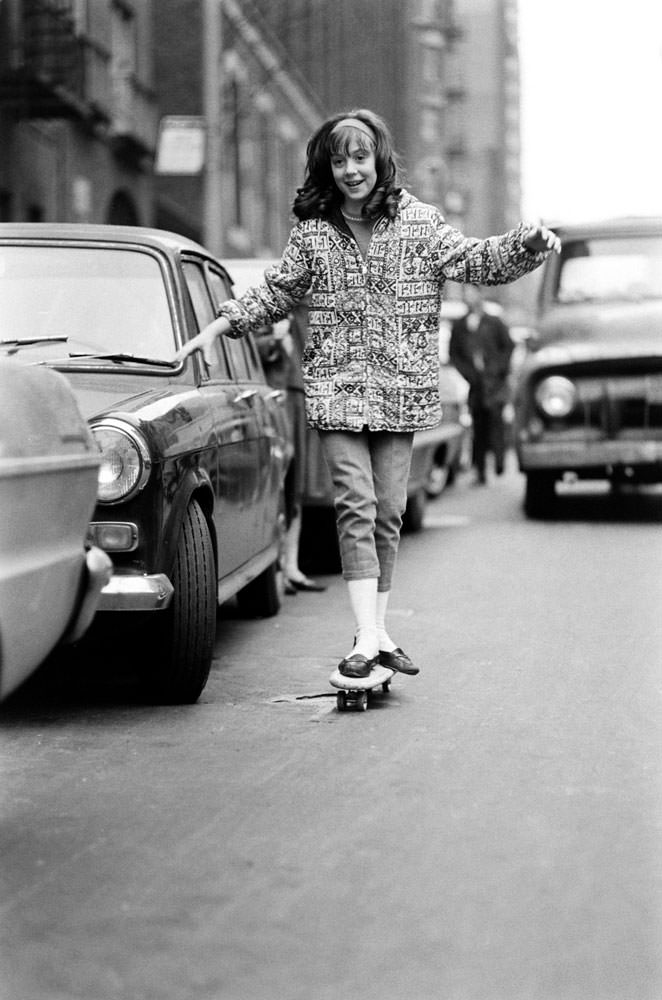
[147,500,216,704]
[425,458,451,498]
[524,472,557,519]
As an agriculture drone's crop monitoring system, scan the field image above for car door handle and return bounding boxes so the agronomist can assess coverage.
[233,388,258,403]
[267,389,286,403]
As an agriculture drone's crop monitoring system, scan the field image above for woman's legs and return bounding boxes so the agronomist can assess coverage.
[319,429,413,662]
[370,431,413,593]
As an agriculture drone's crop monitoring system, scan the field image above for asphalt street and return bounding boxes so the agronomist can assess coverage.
[2,462,662,1000]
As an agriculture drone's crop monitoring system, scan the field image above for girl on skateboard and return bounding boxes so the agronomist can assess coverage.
[175,108,560,679]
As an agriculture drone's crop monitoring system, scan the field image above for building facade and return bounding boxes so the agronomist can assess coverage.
[0,0,158,225]
[243,0,467,226]
[153,0,325,255]
[452,0,522,238]
[152,0,471,256]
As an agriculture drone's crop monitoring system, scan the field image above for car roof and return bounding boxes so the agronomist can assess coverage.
[549,216,662,239]
[0,222,215,256]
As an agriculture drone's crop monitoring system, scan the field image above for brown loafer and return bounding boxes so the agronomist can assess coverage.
[379,648,419,675]
[338,653,378,678]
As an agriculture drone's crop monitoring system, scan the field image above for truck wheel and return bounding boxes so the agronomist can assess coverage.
[425,456,450,497]
[147,500,216,704]
[524,472,557,519]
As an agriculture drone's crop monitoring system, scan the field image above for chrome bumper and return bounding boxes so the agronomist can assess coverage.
[98,571,174,611]
[519,439,662,470]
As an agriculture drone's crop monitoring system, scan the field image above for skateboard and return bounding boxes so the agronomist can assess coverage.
[329,663,395,712]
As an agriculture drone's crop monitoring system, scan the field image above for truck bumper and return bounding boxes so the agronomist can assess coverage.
[519,439,662,471]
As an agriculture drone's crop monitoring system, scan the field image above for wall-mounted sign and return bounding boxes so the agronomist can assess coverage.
[155,116,206,175]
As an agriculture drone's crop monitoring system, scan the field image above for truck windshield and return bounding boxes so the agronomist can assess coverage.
[555,235,662,305]
[0,245,175,360]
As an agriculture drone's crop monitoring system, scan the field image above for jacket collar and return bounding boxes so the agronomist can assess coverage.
[326,190,416,235]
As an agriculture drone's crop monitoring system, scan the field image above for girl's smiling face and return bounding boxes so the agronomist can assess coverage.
[330,137,378,210]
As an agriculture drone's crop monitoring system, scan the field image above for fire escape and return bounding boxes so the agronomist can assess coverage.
[0,0,157,169]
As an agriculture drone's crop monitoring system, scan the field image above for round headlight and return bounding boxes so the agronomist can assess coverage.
[534,375,577,418]
[91,420,151,504]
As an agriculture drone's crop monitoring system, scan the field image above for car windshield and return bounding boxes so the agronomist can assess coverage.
[0,245,176,360]
[555,235,662,304]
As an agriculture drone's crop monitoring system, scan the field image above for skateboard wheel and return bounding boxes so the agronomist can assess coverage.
[382,681,391,693]
[357,691,368,711]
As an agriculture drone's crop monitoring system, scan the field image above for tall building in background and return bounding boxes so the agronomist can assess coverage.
[245,0,466,225]
[447,0,525,307]
[152,0,468,256]
[0,0,524,298]
[153,0,325,254]
[452,0,522,237]
[246,0,524,305]
[0,0,158,225]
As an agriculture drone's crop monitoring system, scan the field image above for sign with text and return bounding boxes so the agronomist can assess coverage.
[155,116,206,175]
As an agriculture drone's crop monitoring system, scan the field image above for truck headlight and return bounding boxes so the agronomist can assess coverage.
[534,375,577,418]
[90,419,151,504]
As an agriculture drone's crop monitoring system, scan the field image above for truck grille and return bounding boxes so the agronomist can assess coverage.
[575,373,662,437]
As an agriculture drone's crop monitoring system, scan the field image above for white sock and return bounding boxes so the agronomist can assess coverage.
[346,578,378,658]
[376,590,397,652]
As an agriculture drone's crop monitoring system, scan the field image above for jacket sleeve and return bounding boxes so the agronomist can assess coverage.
[429,220,548,286]
[217,225,313,338]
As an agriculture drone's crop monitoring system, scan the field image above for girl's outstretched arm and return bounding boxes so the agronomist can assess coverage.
[174,315,232,366]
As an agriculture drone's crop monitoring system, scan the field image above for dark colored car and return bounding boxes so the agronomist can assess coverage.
[0,224,292,702]
[514,217,662,517]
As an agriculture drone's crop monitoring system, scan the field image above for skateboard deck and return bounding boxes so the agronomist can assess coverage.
[329,663,395,712]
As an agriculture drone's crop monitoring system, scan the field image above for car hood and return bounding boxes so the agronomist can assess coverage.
[536,299,662,353]
[59,372,169,421]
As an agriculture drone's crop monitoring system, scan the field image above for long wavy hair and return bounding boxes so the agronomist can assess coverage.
[292,109,402,222]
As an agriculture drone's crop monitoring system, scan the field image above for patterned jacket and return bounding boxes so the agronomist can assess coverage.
[219,190,547,432]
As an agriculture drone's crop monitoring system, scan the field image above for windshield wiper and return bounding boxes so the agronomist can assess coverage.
[67,352,177,367]
[0,336,68,354]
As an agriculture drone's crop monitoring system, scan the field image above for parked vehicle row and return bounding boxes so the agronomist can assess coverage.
[0,224,293,703]
[0,227,476,703]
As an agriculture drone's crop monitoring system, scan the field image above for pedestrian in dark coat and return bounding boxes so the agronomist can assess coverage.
[176,108,560,679]
[449,284,515,483]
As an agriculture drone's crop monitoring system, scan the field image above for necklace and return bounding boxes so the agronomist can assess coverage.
[341,209,366,222]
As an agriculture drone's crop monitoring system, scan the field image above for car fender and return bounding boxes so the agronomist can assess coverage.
[159,467,217,579]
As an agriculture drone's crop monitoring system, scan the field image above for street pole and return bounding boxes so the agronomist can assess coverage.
[202,0,223,256]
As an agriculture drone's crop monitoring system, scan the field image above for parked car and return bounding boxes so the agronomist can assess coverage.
[0,224,292,703]
[514,217,662,516]
[0,359,112,701]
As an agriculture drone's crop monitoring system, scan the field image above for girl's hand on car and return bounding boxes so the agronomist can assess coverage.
[175,316,231,366]
[523,224,561,254]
